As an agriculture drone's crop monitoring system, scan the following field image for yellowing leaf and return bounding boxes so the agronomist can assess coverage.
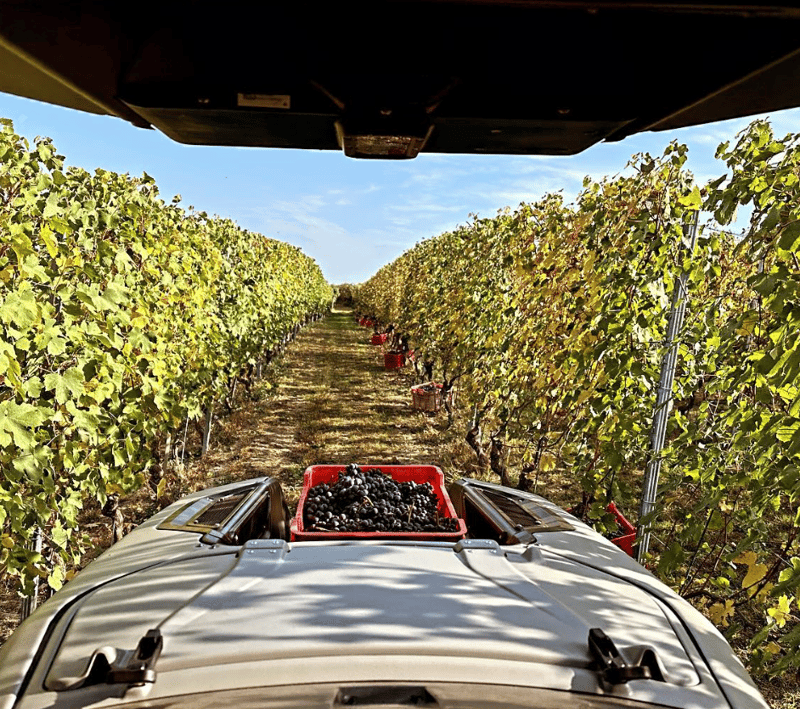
[539,452,557,472]
[708,600,735,627]
[48,565,64,592]
[743,563,769,595]
[678,186,702,210]
[767,595,793,628]
[734,551,758,566]
[574,388,593,409]
[39,224,59,259]
[756,582,774,602]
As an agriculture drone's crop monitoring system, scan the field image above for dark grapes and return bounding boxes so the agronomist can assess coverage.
[302,463,459,534]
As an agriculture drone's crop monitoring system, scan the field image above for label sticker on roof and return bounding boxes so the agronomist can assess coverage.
[237,93,290,109]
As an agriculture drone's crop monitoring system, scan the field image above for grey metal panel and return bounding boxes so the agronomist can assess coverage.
[43,555,237,691]
[531,532,769,709]
[1,477,763,709]
[18,539,727,709]
[0,478,267,709]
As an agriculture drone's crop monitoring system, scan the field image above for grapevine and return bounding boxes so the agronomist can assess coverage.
[355,122,800,675]
[0,118,333,595]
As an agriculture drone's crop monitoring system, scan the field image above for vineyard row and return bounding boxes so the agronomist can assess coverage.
[0,119,334,596]
[353,122,800,676]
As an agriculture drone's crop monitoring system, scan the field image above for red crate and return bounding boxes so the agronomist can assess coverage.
[371,333,388,345]
[291,464,467,542]
[384,351,405,369]
[412,382,453,412]
[607,502,636,557]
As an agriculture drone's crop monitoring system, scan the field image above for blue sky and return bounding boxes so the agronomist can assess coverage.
[2,92,799,284]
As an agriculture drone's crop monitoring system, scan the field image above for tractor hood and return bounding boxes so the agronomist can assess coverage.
[15,539,728,709]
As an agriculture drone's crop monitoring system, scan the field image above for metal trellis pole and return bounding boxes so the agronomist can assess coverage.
[201,404,213,456]
[19,528,42,621]
[637,211,700,563]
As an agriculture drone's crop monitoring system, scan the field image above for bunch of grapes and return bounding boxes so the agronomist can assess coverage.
[302,463,459,533]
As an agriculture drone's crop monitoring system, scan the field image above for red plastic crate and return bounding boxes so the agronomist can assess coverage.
[371,333,388,345]
[384,352,405,369]
[411,382,442,412]
[291,464,467,542]
[411,382,450,412]
[607,502,636,557]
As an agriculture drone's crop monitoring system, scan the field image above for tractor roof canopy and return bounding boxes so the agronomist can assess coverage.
[2,1,800,158]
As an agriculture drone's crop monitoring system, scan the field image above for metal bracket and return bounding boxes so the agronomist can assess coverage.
[54,629,163,690]
[588,627,663,685]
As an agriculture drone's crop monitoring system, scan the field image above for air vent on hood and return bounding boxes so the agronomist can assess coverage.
[157,478,288,543]
[159,488,252,533]
[480,489,542,528]
[449,479,573,544]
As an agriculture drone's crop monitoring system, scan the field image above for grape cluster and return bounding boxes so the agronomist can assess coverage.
[302,463,459,533]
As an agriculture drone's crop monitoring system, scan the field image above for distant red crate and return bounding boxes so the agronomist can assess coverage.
[290,464,467,542]
[411,382,454,412]
[371,333,388,345]
[607,502,636,557]
[384,351,405,369]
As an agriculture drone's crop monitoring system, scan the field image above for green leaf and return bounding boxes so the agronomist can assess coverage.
[24,376,43,399]
[42,191,61,218]
[678,186,702,210]
[38,224,59,259]
[778,221,800,252]
[0,400,50,449]
[47,565,65,592]
[66,402,101,433]
[44,367,85,404]
[0,290,39,329]
[47,337,68,356]
[777,422,799,444]
[50,523,69,550]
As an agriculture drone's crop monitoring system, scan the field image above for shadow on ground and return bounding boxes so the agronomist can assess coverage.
[197,309,469,504]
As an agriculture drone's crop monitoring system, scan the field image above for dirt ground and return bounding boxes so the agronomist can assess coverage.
[193,308,481,505]
[0,309,794,707]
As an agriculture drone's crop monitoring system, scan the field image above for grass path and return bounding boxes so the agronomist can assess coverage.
[195,309,471,506]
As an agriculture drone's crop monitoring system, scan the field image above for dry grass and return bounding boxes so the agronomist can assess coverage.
[192,309,483,503]
[0,308,794,707]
